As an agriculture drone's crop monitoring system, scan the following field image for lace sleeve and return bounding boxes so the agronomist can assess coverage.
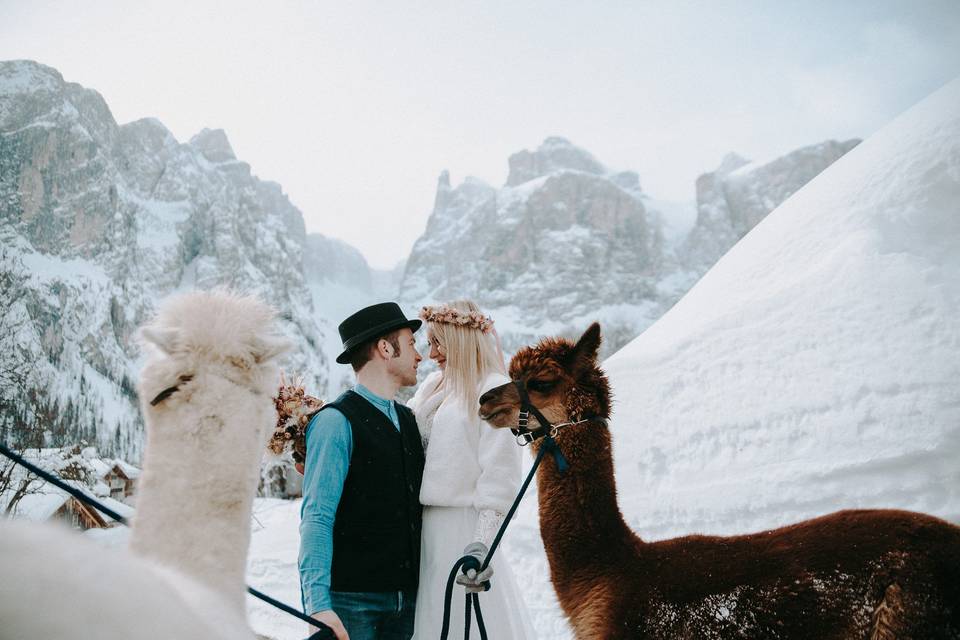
[473,508,506,547]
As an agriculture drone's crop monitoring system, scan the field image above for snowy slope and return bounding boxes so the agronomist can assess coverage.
[602,76,960,547]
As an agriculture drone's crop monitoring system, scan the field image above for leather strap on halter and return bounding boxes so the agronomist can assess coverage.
[509,379,609,474]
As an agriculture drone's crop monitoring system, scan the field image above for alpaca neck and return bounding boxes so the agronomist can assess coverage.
[129,378,267,612]
[537,425,639,592]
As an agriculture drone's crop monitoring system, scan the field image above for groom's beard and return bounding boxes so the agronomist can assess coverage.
[399,368,418,387]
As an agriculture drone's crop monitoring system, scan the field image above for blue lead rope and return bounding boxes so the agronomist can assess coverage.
[440,430,568,640]
[543,433,569,474]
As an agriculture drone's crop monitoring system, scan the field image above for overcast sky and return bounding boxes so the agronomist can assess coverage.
[2,1,959,268]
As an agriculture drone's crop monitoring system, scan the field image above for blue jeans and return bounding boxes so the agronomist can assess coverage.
[329,590,416,640]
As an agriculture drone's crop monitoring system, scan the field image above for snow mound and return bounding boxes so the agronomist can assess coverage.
[605,76,960,541]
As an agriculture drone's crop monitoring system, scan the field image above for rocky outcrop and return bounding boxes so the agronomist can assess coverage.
[305,233,373,293]
[0,60,328,461]
[400,136,860,358]
[683,139,860,272]
[400,138,670,356]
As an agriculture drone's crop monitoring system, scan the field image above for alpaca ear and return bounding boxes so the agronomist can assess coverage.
[570,322,602,377]
[251,335,291,364]
[138,326,180,355]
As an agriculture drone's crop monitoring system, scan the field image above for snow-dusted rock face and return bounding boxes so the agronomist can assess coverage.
[505,135,609,186]
[305,232,372,293]
[400,138,670,356]
[683,139,860,272]
[400,136,857,359]
[0,60,327,461]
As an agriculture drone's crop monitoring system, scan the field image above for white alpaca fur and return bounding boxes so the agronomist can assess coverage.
[0,290,287,640]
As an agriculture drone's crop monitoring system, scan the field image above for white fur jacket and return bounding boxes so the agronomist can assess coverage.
[408,371,521,513]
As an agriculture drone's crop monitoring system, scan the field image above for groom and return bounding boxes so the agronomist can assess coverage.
[300,302,425,640]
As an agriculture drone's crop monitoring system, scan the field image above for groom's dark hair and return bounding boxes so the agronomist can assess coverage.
[350,329,403,372]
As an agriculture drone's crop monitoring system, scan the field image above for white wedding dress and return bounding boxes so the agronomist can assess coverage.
[410,373,536,640]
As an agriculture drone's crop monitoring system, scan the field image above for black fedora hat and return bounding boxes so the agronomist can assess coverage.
[335,302,422,364]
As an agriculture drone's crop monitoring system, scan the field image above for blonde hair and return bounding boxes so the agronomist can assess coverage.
[427,300,505,405]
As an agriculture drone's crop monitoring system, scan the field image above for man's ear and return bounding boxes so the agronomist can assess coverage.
[570,322,602,378]
[376,337,393,359]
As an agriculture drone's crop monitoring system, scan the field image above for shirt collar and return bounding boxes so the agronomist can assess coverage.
[354,383,393,409]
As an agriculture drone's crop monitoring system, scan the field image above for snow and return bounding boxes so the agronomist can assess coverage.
[95,496,136,521]
[244,499,306,639]
[0,60,61,96]
[247,500,548,640]
[603,74,960,543]
[83,366,135,439]
[9,489,71,521]
[20,247,111,287]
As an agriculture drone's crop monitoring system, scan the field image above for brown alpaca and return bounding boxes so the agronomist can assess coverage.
[478,323,960,639]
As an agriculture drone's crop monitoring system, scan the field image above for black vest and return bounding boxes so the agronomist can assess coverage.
[324,390,424,592]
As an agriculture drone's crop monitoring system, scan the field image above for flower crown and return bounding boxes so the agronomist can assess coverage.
[419,304,495,333]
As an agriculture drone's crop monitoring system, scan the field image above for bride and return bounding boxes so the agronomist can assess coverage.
[409,300,536,639]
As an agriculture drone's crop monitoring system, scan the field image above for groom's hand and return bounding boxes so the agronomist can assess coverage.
[310,609,349,640]
[456,541,494,593]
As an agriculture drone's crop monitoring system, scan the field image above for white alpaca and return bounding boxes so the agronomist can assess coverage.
[0,290,288,640]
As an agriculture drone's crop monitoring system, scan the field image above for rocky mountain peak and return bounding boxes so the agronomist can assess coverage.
[505,136,607,186]
[0,60,63,97]
[0,64,328,463]
[715,152,751,175]
[684,138,860,272]
[401,140,665,354]
[188,127,236,162]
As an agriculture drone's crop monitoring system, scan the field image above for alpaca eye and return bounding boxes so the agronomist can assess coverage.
[527,380,555,393]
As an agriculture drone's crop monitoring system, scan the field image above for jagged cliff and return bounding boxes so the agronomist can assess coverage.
[0,60,328,461]
[399,136,859,356]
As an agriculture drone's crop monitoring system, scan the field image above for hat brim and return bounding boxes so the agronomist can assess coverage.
[335,318,422,364]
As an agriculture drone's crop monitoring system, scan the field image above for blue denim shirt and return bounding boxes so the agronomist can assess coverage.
[298,384,401,614]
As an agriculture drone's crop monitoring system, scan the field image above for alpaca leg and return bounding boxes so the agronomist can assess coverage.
[869,583,905,640]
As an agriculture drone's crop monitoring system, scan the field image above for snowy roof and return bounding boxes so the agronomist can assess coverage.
[5,487,70,521]
[88,458,113,478]
[94,496,135,523]
[112,459,141,479]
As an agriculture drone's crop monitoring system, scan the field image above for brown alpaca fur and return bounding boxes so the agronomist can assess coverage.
[478,323,960,639]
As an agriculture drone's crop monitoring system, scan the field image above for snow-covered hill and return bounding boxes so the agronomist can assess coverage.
[0,60,328,460]
[606,76,960,538]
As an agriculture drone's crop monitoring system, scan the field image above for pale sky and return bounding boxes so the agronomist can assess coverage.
[2,1,958,268]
